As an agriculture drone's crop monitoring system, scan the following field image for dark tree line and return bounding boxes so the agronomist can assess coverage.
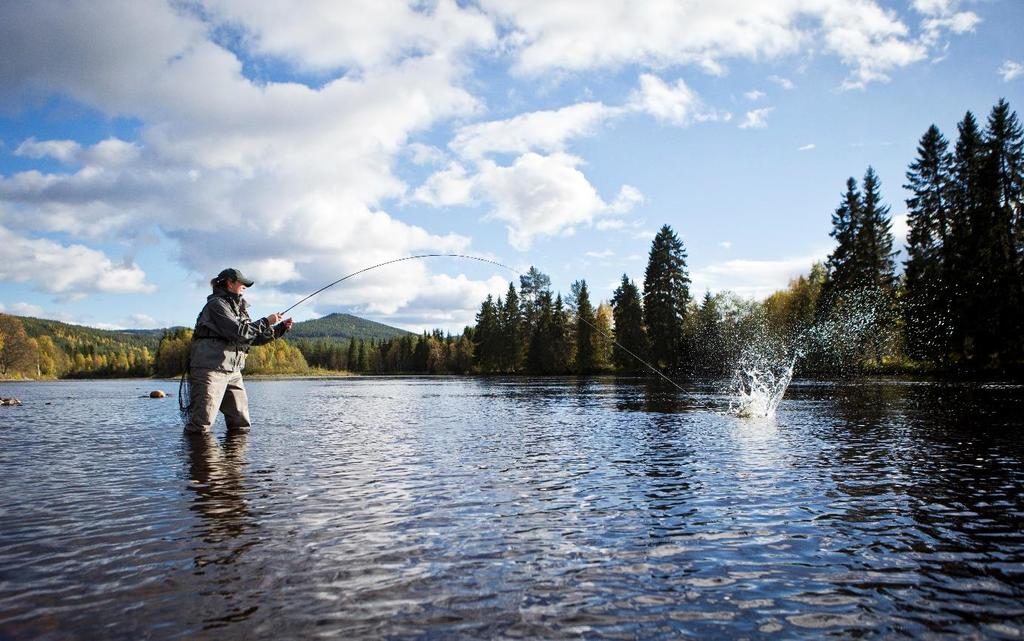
[903,99,1024,368]
[466,100,1022,377]
[472,225,691,375]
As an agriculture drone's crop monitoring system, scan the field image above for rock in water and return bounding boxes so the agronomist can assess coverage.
[1,398,22,406]
[149,391,166,398]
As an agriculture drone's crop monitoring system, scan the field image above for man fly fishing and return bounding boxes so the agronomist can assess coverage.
[177,254,684,433]
[182,268,294,434]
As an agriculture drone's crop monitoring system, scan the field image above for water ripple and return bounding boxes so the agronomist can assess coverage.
[0,377,1022,640]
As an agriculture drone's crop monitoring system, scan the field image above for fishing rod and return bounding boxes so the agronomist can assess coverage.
[280,253,687,393]
[282,254,513,315]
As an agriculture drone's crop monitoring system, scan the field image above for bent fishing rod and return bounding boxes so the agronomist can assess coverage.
[279,253,686,393]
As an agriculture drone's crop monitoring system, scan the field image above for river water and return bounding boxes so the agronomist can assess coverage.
[0,377,1022,640]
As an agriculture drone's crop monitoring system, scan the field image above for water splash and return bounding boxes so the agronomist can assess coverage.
[722,284,896,418]
[728,353,797,418]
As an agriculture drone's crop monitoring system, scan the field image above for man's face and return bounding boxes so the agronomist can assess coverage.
[226,279,246,295]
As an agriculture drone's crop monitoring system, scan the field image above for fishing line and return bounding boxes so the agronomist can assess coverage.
[280,253,687,392]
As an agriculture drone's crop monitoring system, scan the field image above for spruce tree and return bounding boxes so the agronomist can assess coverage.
[822,177,862,304]
[356,339,367,372]
[473,295,500,372]
[857,167,897,289]
[527,289,555,374]
[519,266,551,340]
[983,99,1024,360]
[904,124,954,362]
[551,294,571,374]
[500,282,523,372]
[643,225,691,370]
[571,280,596,374]
[820,170,897,368]
[346,339,357,371]
[611,274,649,373]
[949,111,992,364]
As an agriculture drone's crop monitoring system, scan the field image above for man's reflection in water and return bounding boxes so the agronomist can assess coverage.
[185,431,256,563]
[184,431,263,629]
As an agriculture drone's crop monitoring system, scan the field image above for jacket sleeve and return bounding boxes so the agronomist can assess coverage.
[204,298,275,345]
[250,322,287,346]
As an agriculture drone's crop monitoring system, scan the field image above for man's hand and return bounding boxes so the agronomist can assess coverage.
[282,318,294,330]
[266,312,284,325]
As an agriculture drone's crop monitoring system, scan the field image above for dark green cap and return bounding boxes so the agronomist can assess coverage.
[217,267,254,287]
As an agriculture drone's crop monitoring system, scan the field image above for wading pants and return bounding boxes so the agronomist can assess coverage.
[185,367,252,433]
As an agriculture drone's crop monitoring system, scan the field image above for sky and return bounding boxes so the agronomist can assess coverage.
[0,0,1022,333]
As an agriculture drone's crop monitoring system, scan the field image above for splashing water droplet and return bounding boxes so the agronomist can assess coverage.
[728,355,795,418]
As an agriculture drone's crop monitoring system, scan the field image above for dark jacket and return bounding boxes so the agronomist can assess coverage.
[190,287,285,372]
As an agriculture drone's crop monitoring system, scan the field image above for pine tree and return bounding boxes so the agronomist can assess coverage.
[822,177,862,305]
[413,333,430,371]
[904,124,954,362]
[571,280,596,374]
[519,266,551,340]
[473,295,501,372]
[949,111,993,364]
[527,290,556,374]
[356,339,367,371]
[820,170,897,367]
[857,167,897,290]
[643,225,691,370]
[611,274,648,373]
[346,339,357,370]
[551,294,571,374]
[983,99,1024,360]
[500,282,524,372]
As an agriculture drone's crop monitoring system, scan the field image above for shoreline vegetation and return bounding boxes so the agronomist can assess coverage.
[1,99,1021,383]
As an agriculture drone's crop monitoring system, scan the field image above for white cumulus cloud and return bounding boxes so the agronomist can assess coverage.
[891,211,910,248]
[14,138,81,163]
[412,162,476,207]
[484,0,954,90]
[0,302,45,317]
[740,108,774,129]
[0,225,156,297]
[205,0,497,72]
[690,250,830,299]
[769,75,795,90]
[628,74,726,126]
[476,153,636,250]
[450,102,620,160]
[0,0,491,311]
[999,60,1023,82]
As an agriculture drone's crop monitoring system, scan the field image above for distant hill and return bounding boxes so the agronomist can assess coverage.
[18,315,167,352]
[2,311,410,379]
[13,311,407,351]
[287,313,412,342]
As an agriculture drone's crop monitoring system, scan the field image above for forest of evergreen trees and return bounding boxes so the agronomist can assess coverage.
[466,99,1024,377]
[1,99,1020,380]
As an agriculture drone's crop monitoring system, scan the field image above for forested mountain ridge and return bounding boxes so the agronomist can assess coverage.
[286,313,412,341]
[0,312,412,378]
[19,316,167,350]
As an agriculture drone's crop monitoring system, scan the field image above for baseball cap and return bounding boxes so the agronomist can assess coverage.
[216,267,254,287]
